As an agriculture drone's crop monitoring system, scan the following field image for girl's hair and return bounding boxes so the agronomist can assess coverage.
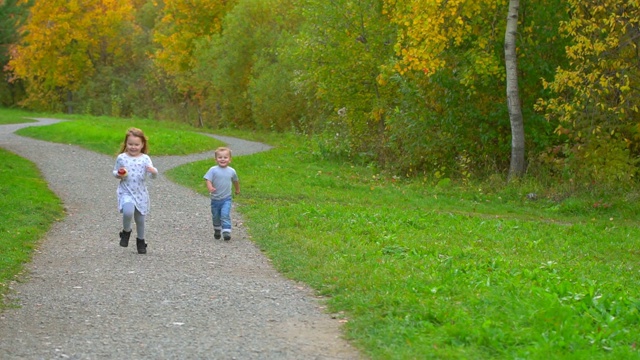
[214,146,232,157]
[119,127,149,154]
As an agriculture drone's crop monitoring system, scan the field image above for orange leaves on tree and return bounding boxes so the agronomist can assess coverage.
[8,0,138,109]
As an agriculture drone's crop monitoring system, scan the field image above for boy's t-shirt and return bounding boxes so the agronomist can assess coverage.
[203,165,238,201]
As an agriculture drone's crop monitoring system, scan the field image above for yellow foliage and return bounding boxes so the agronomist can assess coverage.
[153,0,235,79]
[535,0,640,178]
[539,0,640,128]
[383,0,507,87]
[8,0,138,109]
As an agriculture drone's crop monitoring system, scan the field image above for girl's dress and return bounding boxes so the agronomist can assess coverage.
[113,153,157,214]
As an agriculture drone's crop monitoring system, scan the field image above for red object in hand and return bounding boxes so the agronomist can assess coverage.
[118,168,127,176]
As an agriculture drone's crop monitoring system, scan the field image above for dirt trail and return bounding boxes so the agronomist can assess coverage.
[0,118,362,359]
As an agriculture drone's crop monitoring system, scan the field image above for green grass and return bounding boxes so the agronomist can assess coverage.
[4,109,640,358]
[15,114,224,155]
[167,136,640,359]
[0,108,47,125]
[0,148,64,309]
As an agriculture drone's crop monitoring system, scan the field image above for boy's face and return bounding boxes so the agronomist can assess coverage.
[215,151,231,167]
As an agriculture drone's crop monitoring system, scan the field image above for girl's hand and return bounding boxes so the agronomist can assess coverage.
[146,165,158,174]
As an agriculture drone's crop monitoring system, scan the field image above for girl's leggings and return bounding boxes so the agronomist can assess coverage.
[122,202,145,239]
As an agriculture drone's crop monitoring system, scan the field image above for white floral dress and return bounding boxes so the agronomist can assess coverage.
[113,153,157,215]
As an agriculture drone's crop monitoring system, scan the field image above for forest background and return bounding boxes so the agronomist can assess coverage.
[1,0,639,193]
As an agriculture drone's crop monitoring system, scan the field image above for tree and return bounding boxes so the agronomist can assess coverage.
[537,0,640,185]
[383,0,513,178]
[8,0,138,111]
[152,0,237,125]
[381,0,569,179]
[505,0,525,179]
[0,0,30,106]
[294,0,398,163]
[191,0,304,130]
[153,0,234,77]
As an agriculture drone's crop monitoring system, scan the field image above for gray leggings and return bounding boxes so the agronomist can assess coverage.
[122,202,145,240]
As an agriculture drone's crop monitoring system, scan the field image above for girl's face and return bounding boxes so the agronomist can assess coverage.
[215,151,231,167]
[125,135,144,156]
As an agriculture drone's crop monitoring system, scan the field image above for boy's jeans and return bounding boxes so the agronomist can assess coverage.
[211,197,232,234]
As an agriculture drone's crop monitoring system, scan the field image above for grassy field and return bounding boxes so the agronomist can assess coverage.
[2,108,640,358]
[167,137,640,359]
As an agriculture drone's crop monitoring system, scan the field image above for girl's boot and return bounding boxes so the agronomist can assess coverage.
[119,230,132,247]
[136,238,147,254]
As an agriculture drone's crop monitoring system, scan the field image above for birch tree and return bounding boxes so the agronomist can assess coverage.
[505,0,524,179]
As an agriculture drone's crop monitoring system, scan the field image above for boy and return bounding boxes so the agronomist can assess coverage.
[203,147,240,240]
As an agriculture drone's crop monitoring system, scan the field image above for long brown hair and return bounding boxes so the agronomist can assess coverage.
[118,127,149,154]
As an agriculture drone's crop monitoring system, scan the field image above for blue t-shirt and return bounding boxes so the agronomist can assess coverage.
[203,165,238,200]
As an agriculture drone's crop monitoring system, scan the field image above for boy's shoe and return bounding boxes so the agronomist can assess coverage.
[136,238,147,254]
[223,232,231,241]
[214,229,221,240]
[119,230,132,247]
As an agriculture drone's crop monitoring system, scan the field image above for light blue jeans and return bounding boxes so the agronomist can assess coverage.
[210,197,232,234]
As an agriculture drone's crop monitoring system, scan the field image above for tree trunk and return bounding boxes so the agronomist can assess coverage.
[505,0,526,180]
[66,90,74,114]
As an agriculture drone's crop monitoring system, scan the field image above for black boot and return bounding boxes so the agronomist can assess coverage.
[119,230,132,247]
[136,238,147,254]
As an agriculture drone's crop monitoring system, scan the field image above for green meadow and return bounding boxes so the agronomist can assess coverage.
[2,110,639,359]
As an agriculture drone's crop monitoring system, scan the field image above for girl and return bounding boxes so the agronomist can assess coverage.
[113,127,158,254]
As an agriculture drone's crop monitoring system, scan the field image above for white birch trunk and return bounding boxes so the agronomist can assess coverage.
[505,0,526,179]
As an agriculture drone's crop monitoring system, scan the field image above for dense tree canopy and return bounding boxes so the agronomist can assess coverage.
[537,0,640,185]
[2,0,638,186]
[8,0,138,111]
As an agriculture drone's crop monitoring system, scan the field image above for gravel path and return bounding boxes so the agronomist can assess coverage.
[0,118,362,359]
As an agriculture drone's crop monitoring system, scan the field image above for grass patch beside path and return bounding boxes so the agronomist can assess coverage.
[15,114,223,155]
[0,149,64,309]
[169,135,640,359]
[0,108,48,125]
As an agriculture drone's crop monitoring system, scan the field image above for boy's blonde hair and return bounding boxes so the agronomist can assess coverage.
[215,147,232,157]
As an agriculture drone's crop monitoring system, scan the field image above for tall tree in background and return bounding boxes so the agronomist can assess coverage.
[0,0,30,106]
[245,0,306,131]
[381,0,567,179]
[295,0,398,164]
[383,0,512,178]
[192,0,303,129]
[537,0,640,185]
[153,0,236,125]
[504,0,524,179]
[8,0,138,111]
